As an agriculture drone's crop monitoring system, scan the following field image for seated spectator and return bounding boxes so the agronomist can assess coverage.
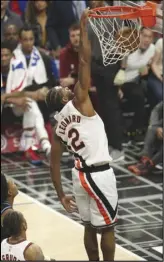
[1,0,23,41]
[1,211,45,261]
[1,173,18,242]
[3,24,19,44]
[9,0,28,17]
[46,1,79,59]
[24,1,59,81]
[128,102,163,176]
[114,27,155,139]
[148,38,163,106]
[59,23,80,91]
[1,40,17,114]
[24,0,50,49]
[3,25,55,164]
[59,22,100,112]
[1,41,15,95]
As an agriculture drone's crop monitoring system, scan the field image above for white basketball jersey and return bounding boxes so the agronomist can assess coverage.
[55,101,112,167]
[1,238,32,261]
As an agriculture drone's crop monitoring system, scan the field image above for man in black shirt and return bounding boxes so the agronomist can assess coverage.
[88,1,123,162]
[128,102,163,175]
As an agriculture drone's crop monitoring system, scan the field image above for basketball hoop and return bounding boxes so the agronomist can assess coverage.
[88,1,157,66]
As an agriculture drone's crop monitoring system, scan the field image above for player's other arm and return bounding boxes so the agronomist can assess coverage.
[74,9,91,103]
[24,243,45,261]
[50,128,65,200]
[50,128,76,212]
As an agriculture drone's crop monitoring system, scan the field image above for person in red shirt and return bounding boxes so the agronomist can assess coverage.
[59,23,80,91]
[59,23,100,112]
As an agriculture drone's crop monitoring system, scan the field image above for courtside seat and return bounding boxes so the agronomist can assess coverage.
[1,121,52,154]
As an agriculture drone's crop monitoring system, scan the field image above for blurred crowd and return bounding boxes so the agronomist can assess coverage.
[1,0,163,172]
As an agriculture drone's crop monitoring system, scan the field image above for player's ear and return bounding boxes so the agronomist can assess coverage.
[8,189,12,197]
[22,221,27,231]
[62,96,69,104]
[7,181,12,197]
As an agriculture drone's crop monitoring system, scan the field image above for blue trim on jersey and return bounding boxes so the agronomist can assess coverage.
[1,202,12,215]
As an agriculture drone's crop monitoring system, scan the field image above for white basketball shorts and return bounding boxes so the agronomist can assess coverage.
[72,167,118,228]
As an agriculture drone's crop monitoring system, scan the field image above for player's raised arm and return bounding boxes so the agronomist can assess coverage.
[74,9,91,103]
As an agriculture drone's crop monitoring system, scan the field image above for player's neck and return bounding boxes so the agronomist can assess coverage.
[9,233,27,244]
[7,197,14,207]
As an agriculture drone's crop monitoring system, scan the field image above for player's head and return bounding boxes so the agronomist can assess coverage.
[3,211,27,237]
[1,173,18,203]
[45,86,74,113]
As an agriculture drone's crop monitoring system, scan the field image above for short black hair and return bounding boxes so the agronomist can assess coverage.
[3,211,24,237]
[45,87,64,114]
[1,173,8,204]
[19,24,34,39]
[1,40,16,53]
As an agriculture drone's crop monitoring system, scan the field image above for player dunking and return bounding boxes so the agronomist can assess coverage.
[46,9,118,261]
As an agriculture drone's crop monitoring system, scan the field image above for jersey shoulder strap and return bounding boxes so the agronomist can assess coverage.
[1,202,12,215]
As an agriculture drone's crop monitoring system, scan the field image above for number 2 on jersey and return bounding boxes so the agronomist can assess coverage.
[68,128,85,151]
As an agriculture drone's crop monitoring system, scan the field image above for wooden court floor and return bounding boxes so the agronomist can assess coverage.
[14,192,145,261]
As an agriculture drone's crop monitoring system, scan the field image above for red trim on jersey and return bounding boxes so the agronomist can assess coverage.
[23,242,33,258]
[11,72,26,93]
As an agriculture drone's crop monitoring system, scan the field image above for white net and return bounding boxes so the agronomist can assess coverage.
[88,8,141,66]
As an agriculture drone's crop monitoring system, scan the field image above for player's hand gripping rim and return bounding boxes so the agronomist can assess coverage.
[61,195,77,213]
[80,7,90,25]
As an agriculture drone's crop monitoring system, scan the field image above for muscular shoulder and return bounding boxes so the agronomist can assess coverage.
[24,243,44,261]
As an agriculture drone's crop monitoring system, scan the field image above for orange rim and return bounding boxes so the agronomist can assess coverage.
[88,1,157,21]
[88,6,140,20]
